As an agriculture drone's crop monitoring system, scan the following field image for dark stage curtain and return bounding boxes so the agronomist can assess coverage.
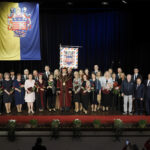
[0,8,148,78]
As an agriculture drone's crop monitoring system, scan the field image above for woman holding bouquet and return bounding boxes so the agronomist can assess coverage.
[24,74,35,114]
[13,74,24,113]
[73,71,82,113]
[90,73,101,112]
[36,74,46,112]
[47,74,56,112]
[81,74,91,114]
[101,71,113,111]
[2,72,13,114]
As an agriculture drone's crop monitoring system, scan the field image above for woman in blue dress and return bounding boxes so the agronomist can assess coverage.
[13,74,25,113]
[2,72,13,114]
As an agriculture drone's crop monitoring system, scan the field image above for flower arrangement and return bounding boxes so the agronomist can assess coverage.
[48,81,53,87]
[29,119,38,128]
[27,86,36,93]
[93,120,101,128]
[114,119,124,129]
[0,86,3,95]
[138,120,147,129]
[51,119,60,129]
[112,82,121,96]
[73,119,82,128]
[7,120,16,141]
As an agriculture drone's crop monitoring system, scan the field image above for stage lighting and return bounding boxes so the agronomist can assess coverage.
[122,0,127,4]
[101,1,109,5]
[66,1,73,6]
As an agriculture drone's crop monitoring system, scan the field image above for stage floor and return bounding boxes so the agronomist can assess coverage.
[0,109,150,124]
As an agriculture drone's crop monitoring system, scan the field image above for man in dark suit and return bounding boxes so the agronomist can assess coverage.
[21,69,29,83]
[132,68,142,82]
[144,73,150,115]
[133,78,144,115]
[116,67,123,81]
[43,65,50,81]
[33,70,39,82]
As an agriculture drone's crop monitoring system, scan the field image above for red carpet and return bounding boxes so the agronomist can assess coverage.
[0,115,150,124]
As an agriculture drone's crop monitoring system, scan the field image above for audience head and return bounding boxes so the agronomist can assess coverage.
[35,137,42,146]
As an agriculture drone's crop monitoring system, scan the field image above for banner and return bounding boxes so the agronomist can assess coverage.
[60,47,78,69]
[0,2,41,60]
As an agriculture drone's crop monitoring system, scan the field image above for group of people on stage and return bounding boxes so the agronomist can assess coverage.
[0,65,150,115]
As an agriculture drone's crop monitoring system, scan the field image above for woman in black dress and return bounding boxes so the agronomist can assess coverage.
[47,74,56,112]
[81,74,91,114]
[0,74,3,115]
[2,72,13,114]
[73,71,82,113]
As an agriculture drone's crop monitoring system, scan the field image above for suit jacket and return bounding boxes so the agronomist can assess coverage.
[144,80,150,99]
[132,73,142,82]
[133,83,145,99]
[43,72,51,81]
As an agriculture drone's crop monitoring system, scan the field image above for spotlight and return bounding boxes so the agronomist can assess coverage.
[66,1,73,6]
[122,0,127,4]
[101,1,109,5]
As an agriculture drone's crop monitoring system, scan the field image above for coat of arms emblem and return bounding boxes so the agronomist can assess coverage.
[8,7,31,37]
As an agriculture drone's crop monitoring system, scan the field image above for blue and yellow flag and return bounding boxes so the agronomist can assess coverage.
[0,2,41,60]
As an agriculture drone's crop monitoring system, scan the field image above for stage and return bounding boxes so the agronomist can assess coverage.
[0,109,150,124]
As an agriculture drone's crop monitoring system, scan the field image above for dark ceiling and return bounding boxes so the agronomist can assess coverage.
[1,0,150,10]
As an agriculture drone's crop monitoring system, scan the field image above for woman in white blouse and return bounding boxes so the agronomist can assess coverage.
[24,74,35,114]
[101,71,113,111]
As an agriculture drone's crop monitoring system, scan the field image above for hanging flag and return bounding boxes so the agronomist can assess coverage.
[0,2,41,60]
[60,46,78,69]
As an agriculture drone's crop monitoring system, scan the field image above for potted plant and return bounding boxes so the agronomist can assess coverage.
[113,119,124,141]
[51,119,60,139]
[93,120,101,129]
[138,120,147,129]
[51,119,60,129]
[29,119,38,128]
[7,120,16,141]
[73,119,82,128]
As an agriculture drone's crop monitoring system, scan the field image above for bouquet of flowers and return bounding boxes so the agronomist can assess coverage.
[10,87,15,94]
[112,81,121,96]
[0,86,3,95]
[27,86,36,93]
[101,88,110,94]
[91,83,95,92]
[48,81,53,88]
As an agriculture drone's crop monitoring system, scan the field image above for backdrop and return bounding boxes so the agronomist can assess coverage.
[0,7,149,78]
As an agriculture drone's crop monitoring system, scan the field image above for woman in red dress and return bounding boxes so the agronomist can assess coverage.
[36,74,46,112]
